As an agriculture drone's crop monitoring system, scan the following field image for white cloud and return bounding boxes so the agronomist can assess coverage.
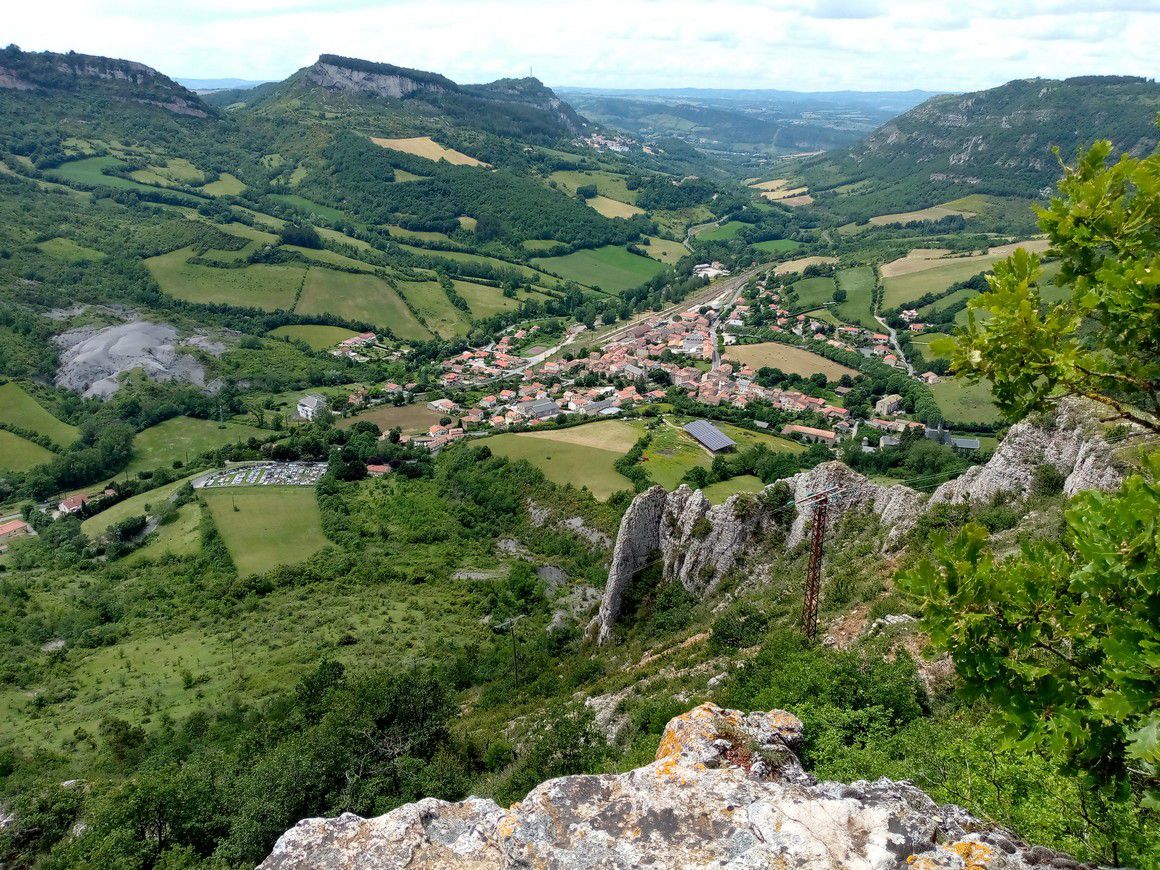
[5,0,1158,91]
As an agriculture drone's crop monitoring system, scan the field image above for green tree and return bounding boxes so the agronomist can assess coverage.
[933,136,1159,431]
[901,456,1159,809]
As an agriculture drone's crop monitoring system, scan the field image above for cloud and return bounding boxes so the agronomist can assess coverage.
[5,0,1158,92]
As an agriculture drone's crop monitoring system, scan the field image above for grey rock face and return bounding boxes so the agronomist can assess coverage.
[784,461,927,549]
[593,485,667,644]
[53,321,220,398]
[928,399,1122,504]
[260,703,1087,870]
[591,402,1125,643]
[306,62,448,99]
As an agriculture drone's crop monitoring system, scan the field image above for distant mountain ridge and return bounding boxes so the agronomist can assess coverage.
[800,75,1160,214]
[0,45,207,117]
[206,54,588,142]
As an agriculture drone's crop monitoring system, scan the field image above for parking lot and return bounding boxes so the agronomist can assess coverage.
[194,462,328,489]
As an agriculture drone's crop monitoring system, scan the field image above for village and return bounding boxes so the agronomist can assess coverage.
[288,266,973,457]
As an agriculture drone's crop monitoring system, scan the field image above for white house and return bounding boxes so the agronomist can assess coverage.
[297,394,328,421]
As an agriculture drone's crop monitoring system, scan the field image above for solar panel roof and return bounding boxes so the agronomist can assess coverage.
[683,420,735,451]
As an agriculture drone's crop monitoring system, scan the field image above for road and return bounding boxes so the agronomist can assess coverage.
[872,310,915,376]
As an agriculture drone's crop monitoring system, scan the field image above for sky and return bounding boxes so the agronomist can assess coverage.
[6,0,1158,92]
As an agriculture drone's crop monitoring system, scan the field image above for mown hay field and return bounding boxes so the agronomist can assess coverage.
[724,342,858,380]
[371,136,487,167]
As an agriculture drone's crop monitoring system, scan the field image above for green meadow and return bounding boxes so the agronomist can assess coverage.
[145,248,304,310]
[0,430,55,472]
[0,382,79,446]
[269,324,362,350]
[201,486,330,576]
[532,245,666,293]
[294,269,432,340]
[124,416,267,476]
[833,266,879,329]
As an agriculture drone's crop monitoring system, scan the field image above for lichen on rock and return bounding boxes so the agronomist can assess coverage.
[259,703,1089,869]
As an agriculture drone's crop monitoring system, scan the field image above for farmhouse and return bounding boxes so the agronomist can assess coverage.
[0,519,33,543]
[683,420,735,454]
[366,464,391,477]
[427,398,458,414]
[297,394,327,421]
[874,394,904,416]
[57,494,90,515]
[782,424,838,445]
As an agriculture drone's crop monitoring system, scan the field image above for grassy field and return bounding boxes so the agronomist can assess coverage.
[130,158,205,187]
[48,156,175,195]
[833,266,879,329]
[295,269,432,340]
[790,275,837,310]
[37,237,106,262]
[586,195,645,219]
[201,486,330,576]
[202,172,246,196]
[0,430,54,472]
[478,421,641,500]
[0,382,79,446]
[547,169,638,204]
[269,194,351,224]
[82,473,202,537]
[774,256,838,276]
[532,245,666,293]
[395,281,472,338]
[881,240,1050,308]
[703,474,765,504]
[642,236,688,264]
[385,224,454,243]
[724,342,858,379]
[395,244,559,287]
[371,136,486,166]
[125,417,267,476]
[868,202,978,226]
[695,221,747,242]
[338,403,446,435]
[752,238,801,255]
[928,378,1002,425]
[642,421,804,490]
[269,324,361,350]
[454,279,528,319]
[145,248,304,310]
[124,502,204,565]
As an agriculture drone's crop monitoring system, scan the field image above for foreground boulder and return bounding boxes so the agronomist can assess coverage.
[259,703,1086,869]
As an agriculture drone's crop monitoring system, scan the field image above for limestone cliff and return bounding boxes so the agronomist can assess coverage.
[259,703,1088,869]
[592,399,1127,643]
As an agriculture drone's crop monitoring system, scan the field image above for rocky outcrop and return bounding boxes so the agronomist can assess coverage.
[53,321,223,398]
[928,399,1123,504]
[260,703,1087,869]
[592,401,1126,643]
[304,60,451,100]
[593,485,666,644]
[784,461,927,549]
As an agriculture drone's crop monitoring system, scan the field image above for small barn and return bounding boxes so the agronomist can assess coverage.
[684,420,735,454]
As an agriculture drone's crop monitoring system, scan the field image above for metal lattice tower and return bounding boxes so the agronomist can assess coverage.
[801,493,829,641]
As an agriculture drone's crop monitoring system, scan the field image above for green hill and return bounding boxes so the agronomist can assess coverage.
[801,76,1160,220]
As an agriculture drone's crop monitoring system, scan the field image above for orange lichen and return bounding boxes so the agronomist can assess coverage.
[497,814,518,841]
[950,841,993,869]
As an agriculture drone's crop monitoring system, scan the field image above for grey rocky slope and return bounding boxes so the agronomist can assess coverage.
[53,321,223,398]
[259,702,1088,869]
[593,399,1127,643]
